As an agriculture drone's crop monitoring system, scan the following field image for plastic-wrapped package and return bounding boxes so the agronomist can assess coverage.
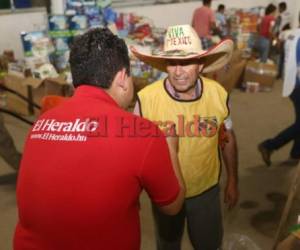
[49,15,68,31]
[223,233,261,250]
[21,31,54,58]
[84,5,104,28]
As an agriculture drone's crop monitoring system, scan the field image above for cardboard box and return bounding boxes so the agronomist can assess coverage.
[243,60,277,91]
[127,77,150,111]
[277,234,300,250]
[133,77,149,93]
[205,49,247,92]
[3,74,71,116]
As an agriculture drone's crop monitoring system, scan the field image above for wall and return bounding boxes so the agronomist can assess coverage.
[0,8,47,59]
[291,0,300,27]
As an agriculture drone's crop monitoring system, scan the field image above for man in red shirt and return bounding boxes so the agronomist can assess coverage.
[192,0,216,49]
[14,28,185,250]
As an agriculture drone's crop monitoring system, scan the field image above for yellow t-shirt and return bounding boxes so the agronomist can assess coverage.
[138,77,229,197]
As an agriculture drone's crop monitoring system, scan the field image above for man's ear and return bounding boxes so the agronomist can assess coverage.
[114,68,127,90]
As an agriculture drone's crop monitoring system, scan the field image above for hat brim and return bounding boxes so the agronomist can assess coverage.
[130,39,234,74]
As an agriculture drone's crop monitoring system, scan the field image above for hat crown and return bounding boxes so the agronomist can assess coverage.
[130,24,233,74]
[164,25,204,55]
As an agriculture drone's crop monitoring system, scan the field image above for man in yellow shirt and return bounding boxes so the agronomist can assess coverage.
[131,24,239,250]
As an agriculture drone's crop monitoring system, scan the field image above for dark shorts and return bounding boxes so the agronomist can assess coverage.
[153,185,223,250]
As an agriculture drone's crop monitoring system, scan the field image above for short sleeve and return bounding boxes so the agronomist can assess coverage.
[224,116,233,130]
[139,130,180,206]
[224,98,233,130]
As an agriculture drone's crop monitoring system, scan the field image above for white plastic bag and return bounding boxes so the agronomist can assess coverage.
[223,233,261,250]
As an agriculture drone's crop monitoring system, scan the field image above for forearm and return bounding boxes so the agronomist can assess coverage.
[221,130,238,184]
[166,137,186,190]
[134,101,185,189]
[159,137,185,215]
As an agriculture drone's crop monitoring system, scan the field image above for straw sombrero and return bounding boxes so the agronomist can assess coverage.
[130,24,233,73]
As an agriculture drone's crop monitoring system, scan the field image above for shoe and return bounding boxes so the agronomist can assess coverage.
[258,143,272,166]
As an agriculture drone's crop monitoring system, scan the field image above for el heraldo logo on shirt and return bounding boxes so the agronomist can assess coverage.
[30,117,106,142]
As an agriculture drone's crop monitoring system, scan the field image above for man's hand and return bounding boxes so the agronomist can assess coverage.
[224,179,239,209]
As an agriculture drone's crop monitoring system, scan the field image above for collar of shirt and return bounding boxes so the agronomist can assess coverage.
[165,78,201,100]
[73,85,119,107]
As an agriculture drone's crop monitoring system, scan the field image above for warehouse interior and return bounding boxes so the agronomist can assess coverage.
[1,0,300,249]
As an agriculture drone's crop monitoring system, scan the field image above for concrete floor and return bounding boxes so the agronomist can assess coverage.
[1,79,300,249]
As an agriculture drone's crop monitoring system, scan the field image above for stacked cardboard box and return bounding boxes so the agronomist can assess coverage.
[205,49,247,93]
[3,74,72,116]
[243,60,277,92]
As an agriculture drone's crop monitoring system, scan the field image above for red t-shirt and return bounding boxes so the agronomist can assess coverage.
[14,85,180,250]
[259,15,275,39]
[192,6,215,38]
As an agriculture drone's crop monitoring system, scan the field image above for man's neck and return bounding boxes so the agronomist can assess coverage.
[176,88,197,100]
[166,79,200,101]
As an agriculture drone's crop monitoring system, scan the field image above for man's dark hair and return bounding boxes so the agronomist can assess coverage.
[218,4,225,12]
[279,2,287,12]
[203,0,212,6]
[265,4,276,16]
[69,28,130,89]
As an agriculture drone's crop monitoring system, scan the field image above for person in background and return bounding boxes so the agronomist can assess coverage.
[215,4,229,39]
[258,20,300,167]
[192,0,216,49]
[256,3,277,63]
[131,24,239,250]
[0,113,21,170]
[275,2,292,79]
[14,28,185,250]
[276,2,292,35]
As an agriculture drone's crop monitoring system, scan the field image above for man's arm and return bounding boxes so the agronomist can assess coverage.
[159,135,185,215]
[221,129,239,209]
[133,101,185,215]
[210,9,217,32]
